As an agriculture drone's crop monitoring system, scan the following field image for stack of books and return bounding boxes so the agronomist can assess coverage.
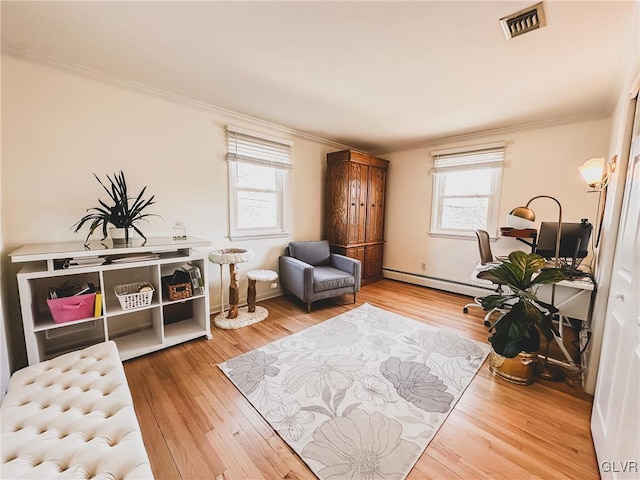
[55,257,107,269]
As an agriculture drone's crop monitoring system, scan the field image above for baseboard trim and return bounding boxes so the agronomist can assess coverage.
[382,268,493,298]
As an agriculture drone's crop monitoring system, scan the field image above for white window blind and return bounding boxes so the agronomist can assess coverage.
[431,147,505,173]
[227,126,293,170]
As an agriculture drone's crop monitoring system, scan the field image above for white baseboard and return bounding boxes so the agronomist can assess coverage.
[382,268,493,298]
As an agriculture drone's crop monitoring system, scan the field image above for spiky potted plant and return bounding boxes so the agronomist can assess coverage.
[479,251,567,385]
[72,171,157,245]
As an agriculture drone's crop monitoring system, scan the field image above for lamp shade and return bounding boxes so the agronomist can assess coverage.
[506,206,535,229]
[579,157,606,187]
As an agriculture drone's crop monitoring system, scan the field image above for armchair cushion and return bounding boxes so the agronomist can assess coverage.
[289,240,331,266]
[313,266,356,293]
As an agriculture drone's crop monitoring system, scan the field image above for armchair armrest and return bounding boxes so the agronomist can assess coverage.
[330,254,362,291]
[279,256,314,301]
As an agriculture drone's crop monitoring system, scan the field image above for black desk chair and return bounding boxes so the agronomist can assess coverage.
[463,229,506,326]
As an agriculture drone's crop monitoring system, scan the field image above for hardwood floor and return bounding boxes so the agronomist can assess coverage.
[124,279,599,479]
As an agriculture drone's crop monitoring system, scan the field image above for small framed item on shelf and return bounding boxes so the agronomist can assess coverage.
[115,282,154,310]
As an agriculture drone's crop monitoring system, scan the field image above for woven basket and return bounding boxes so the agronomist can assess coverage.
[166,282,192,301]
[115,282,154,310]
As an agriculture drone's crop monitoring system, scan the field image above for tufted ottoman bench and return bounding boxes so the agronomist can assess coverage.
[1,341,153,479]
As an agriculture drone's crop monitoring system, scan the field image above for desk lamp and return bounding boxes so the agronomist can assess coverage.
[507,195,565,381]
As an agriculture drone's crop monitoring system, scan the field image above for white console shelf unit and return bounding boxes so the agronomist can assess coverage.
[11,237,212,365]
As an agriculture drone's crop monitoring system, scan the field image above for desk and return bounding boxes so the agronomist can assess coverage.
[500,227,537,249]
[537,277,595,369]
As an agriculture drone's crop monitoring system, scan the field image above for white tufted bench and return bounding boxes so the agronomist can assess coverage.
[1,341,153,479]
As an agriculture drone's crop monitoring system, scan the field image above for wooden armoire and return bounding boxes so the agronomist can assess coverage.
[325,149,389,284]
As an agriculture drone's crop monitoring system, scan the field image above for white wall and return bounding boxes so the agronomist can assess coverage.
[1,55,340,371]
[383,118,611,295]
[583,27,640,394]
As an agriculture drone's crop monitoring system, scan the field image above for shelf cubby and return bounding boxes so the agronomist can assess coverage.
[11,237,212,365]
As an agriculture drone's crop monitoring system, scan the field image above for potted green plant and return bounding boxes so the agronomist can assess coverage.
[72,171,157,245]
[479,250,567,385]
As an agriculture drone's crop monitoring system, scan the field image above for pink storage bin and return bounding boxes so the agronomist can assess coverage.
[47,293,96,324]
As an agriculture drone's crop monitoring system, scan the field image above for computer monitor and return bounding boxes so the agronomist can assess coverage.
[535,221,592,262]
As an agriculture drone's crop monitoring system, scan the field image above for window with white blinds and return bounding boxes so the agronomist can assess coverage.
[227,126,292,240]
[430,144,505,237]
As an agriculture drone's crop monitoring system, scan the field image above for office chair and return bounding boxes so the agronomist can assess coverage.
[463,229,506,326]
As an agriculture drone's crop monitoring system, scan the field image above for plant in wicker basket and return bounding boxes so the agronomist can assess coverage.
[72,171,158,245]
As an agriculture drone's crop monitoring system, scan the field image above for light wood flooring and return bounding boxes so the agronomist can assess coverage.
[124,279,599,479]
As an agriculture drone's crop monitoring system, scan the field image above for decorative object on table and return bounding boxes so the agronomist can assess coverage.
[209,248,254,325]
[246,269,278,313]
[72,170,158,245]
[479,251,566,385]
[172,219,187,241]
[219,303,489,480]
[506,194,566,381]
[114,282,155,310]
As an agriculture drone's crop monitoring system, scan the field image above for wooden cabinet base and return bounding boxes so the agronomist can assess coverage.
[330,244,384,285]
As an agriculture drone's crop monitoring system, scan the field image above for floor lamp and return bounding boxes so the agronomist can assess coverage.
[506,195,565,382]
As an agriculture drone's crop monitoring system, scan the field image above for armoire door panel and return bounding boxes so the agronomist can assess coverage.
[364,244,384,279]
[366,166,386,242]
[349,163,368,244]
[346,247,366,265]
[325,162,350,245]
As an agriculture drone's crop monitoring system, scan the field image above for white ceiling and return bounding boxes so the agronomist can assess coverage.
[2,1,638,152]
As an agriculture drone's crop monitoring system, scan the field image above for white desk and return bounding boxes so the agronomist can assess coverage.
[537,277,595,369]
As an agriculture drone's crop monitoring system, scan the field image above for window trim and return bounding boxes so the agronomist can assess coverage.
[429,144,505,238]
[226,126,292,241]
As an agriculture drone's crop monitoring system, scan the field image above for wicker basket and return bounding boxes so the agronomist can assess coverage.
[115,282,154,310]
[166,282,192,301]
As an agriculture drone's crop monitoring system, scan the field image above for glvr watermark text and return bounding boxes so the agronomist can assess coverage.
[601,461,638,473]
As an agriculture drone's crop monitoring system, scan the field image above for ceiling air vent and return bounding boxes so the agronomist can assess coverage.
[500,2,546,40]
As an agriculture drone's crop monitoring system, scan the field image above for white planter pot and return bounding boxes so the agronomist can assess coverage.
[109,227,134,245]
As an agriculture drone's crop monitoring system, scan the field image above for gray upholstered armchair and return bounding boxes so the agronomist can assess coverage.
[279,240,361,312]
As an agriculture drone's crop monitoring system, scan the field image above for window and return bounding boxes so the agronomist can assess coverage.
[227,126,292,240]
[430,143,505,237]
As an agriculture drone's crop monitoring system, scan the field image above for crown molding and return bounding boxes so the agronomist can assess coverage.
[371,111,610,156]
[2,44,353,151]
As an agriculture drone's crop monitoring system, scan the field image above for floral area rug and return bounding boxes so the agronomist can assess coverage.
[218,303,490,479]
